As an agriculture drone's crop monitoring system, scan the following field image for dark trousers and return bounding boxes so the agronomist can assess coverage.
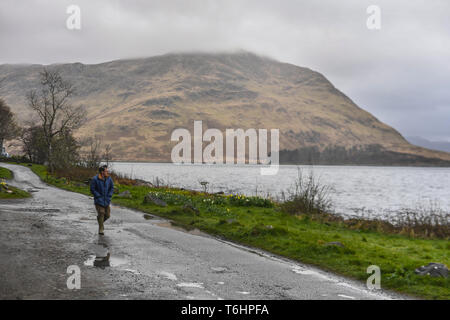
[95,204,111,233]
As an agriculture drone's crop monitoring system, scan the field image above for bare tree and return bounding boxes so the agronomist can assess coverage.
[103,144,113,166]
[0,99,19,155]
[27,68,86,171]
[81,135,103,169]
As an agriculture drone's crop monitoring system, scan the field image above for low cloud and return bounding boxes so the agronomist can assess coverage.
[0,0,449,140]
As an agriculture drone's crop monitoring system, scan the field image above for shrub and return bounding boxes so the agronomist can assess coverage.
[281,168,332,215]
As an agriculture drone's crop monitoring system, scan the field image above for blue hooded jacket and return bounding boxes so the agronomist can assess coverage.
[90,174,114,207]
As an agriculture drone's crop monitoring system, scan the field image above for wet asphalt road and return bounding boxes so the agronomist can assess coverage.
[0,163,407,300]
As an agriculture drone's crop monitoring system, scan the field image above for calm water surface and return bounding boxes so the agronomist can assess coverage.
[110,162,450,219]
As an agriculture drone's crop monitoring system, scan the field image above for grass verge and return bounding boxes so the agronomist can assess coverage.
[0,166,30,199]
[17,163,450,299]
[0,185,31,199]
[0,167,13,179]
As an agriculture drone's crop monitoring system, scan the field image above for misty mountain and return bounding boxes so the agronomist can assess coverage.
[407,136,450,153]
[1,51,449,163]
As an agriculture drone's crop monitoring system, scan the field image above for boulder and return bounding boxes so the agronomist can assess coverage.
[183,204,199,215]
[325,241,345,248]
[117,190,132,198]
[74,182,87,188]
[143,193,167,207]
[135,179,154,187]
[415,263,448,278]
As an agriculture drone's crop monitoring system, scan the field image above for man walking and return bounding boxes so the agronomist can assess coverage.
[90,165,114,235]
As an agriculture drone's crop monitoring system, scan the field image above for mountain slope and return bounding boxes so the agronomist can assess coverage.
[1,51,449,162]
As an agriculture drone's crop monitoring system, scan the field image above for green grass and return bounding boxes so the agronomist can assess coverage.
[0,185,31,199]
[0,166,30,199]
[18,163,450,299]
[0,167,13,179]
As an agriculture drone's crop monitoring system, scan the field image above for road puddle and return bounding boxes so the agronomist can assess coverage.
[160,271,178,281]
[84,253,128,268]
[84,242,128,268]
[291,266,335,282]
[12,207,61,213]
[156,221,173,228]
[155,221,209,237]
[123,268,140,275]
[237,291,250,295]
[211,267,228,273]
[177,282,204,289]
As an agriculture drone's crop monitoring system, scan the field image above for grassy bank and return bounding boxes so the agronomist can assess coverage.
[18,163,450,299]
[0,167,13,179]
[0,184,31,199]
[0,167,31,199]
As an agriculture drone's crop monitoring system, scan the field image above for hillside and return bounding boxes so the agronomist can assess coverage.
[1,51,449,163]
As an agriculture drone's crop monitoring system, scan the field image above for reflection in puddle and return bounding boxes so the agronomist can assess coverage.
[84,254,108,268]
[94,252,110,267]
[84,252,128,268]
[84,238,128,268]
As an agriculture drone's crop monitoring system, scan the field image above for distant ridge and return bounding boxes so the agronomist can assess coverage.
[1,51,449,164]
[407,136,450,153]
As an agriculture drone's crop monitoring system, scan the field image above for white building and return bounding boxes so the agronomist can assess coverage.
[1,146,9,158]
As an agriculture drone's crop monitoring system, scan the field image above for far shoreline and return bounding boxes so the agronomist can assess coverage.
[107,160,450,169]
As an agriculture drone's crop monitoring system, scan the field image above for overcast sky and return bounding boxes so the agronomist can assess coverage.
[1,0,449,141]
